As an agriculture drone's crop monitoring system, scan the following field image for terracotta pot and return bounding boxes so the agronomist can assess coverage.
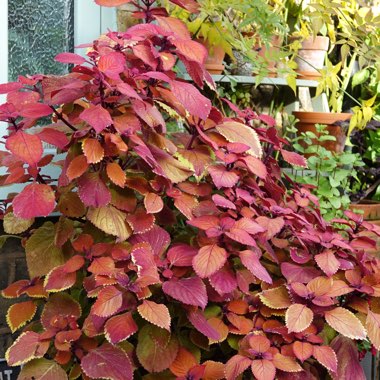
[349,201,380,256]
[292,111,351,153]
[293,36,329,80]
[196,38,225,75]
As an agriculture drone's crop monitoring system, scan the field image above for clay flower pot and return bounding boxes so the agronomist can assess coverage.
[294,36,329,80]
[197,38,225,75]
[292,111,351,153]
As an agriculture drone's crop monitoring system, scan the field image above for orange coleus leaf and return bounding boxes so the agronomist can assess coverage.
[285,304,313,333]
[7,301,37,333]
[225,354,251,380]
[203,361,225,380]
[315,250,340,277]
[312,345,337,373]
[144,192,164,214]
[66,155,89,181]
[169,347,198,377]
[44,266,77,292]
[251,359,276,380]
[272,353,302,373]
[1,279,30,298]
[137,300,171,331]
[259,285,291,309]
[324,307,367,340]
[366,310,380,350]
[207,317,229,344]
[92,286,123,318]
[5,130,43,166]
[57,191,86,217]
[106,162,126,187]
[227,313,253,335]
[192,244,227,278]
[227,300,249,315]
[82,138,104,164]
[104,312,138,344]
[293,341,313,362]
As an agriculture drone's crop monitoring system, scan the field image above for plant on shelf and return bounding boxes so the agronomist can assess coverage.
[2,1,380,379]
[285,123,364,220]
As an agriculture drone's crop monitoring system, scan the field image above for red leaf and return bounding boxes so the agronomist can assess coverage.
[167,243,198,267]
[6,301,37,333]
[251,359,276,380]
[81,343,133,380]
[324,307,366,339]
[187,309,220,340]
[80,104,113,133]
[188,215,219,230]
[44,266,76,292]
[281,262,321,283]
[6,131,43,166]
[172,39,207,65]
[131,243,160,286]
[171,80,211,120]
[78,172,111,207]
[281,149,307,168]
[315,250,340,277]
[225,355,251,380]
[169,0,199,12]
[92,286,123,317]
[366,310,380,350]
[129,225,170,256]
[208,165,239,189]
[212,194,236,210]
[193,244,227,278]
[126,207,155,234]
[313,345,337,373]
[256,216,284,239]
[55,52,86,65]
[6,332,49,366]
[19,103,53,118]
[38,128,69,149]
[144,192,164,214]
[293,341,313,362]
[242,156,267,179]
[13,184,55,218]
[138,300,171,330]
[98,52,125,79]
[240,250,272,284]
[116,83,141,100]
[163,277,207,309]
[0,81,23,94]
[95,0,132,6]
[285,304,313,333]
[104,312,138,344]
[155,16,191,40]
[210,266,237,295]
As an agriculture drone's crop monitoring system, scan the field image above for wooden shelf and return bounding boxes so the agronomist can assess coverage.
[182,74,318,88]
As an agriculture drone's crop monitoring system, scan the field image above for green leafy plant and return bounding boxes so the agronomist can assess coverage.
[286,123,364,219]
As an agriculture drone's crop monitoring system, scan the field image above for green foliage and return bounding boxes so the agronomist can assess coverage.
[286,124,364,219]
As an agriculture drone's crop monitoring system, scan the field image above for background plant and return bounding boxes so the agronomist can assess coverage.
[1,1,380,379]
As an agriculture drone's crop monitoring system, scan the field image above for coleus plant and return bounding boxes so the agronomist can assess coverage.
[1,1,380,380]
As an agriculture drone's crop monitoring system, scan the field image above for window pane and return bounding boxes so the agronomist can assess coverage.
[8,0,74,81]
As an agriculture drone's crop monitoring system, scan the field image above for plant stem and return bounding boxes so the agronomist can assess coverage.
[50,107,77,132]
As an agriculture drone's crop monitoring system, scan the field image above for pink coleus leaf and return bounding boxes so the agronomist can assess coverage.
[169,0,199,12]
[78,172,111,207]
[129,225,170,257]
[212,194,236,210]
[167,243,198,267]
[116,82,141,100]
[170,80,211,120]
[92,286,123,318]
[131,243,160,287]
[285,304,313,333]
[95,0,132,6]
[239,250,272,284]
[13,184,55,218]
[281,149,307,168]
[251,359,276,380]
[366,310,380,350]
[172,39,207,65]
[192,244,227,278]
[163,277,207,309]
[312,345,337,373]
[98,52,125,79]
[80,104,113,133]
[104,312,138,344]
[208,165,239,189]
[6,130,43,166]
[225,355,251,380]
[81,343,133,380]
[293,341,313,362]
[256,216,284,239]
[144,192,164,214]
[19,103,53,118]
[242,156,267,179]
[209,266,238,295]
[188,215,219,230]
[44,266,76,292]
[187,309,220,341]
[55,52,86,65]
[281,262,321,283]
[0,81,23,94]
[315,250,340,277]
[38,128,69,150]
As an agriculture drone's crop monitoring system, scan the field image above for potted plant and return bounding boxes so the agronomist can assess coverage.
[2,1,380,379]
